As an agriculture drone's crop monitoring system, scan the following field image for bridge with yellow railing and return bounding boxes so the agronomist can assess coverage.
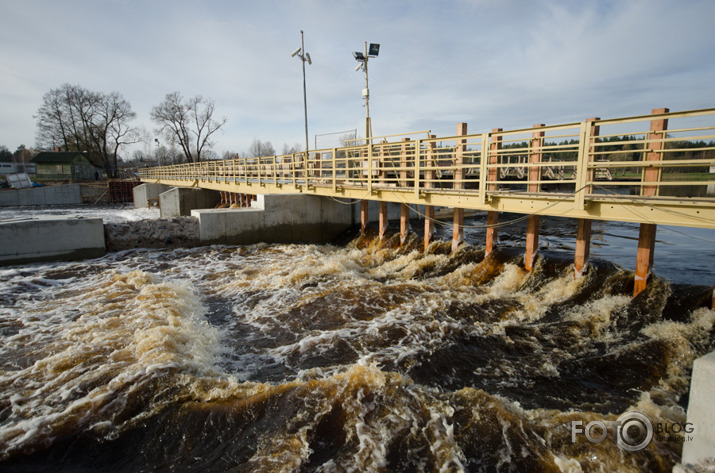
[139,107,715,297]
[139,107,715,230]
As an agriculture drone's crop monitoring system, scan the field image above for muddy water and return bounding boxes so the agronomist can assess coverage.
[0,231,714,472]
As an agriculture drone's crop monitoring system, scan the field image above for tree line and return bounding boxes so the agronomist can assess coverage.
[28,84,309,177]
[33,84,230,177]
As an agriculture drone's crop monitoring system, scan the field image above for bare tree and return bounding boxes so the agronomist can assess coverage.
[282,143,302,155]
[150,92,227,163]
[248,139,276,158]
[34,84,140,177]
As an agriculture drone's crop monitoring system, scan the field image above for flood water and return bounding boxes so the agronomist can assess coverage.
[1,209,714,472]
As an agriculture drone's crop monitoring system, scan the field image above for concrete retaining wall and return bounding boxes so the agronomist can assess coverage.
[192,194,354,245]
[133,183,171,208]
[0,217,105,265]
[0,184,82,206]
[681,350,715,466]
[160,187,220,218]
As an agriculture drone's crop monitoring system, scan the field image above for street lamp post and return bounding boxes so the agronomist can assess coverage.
[353,42,380,141]
[291,31,312,159]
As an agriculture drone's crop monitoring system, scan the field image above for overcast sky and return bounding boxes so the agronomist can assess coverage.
[1,0,714,157]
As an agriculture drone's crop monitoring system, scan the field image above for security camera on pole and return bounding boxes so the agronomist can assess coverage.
[353,42,380,141]
[292,31,312,161]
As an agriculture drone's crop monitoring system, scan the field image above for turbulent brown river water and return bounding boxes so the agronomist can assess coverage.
[1,213,714,472]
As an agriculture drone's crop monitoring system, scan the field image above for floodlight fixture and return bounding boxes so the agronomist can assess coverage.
[291,47,301,57]
[352,41,380,139]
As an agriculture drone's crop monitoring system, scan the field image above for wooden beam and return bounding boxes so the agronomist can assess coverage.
[401,204,410,245]
[485,211,499,255]
[424,205,435,252]
[485,129,502,255]
[643,108,669,197]
[360,200,368,235]
[634,223,657,297]
[525,215,540,271]
[452,208,464,252]
[452,123,467,252]
[424,135,436,252]
[574,218,592,277]
[525,124,545,271]
[379,201,388,240]
[634,108,668,296]
[529,124,545,193]
[585,117,600,195]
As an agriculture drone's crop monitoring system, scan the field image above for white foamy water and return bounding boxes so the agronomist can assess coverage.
[0,240,713,472]
[0,204,160,223]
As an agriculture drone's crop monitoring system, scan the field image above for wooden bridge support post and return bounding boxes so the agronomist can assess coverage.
[379,201,388,241]
[634,223,657,297]
[452,123,468,252]
[401,138,411,245]
[574,219,591,278]
[360,200,368,235]
[633,108,668,297]
[401,205,410,245]
[525,124,545,271]
[485,129,503,255]
[424,136,436,252]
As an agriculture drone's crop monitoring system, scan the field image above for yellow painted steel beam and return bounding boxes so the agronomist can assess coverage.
[144,177,715,229]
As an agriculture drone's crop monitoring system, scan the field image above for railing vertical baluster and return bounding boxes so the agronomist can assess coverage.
[642,108,669,197]
[414,139,421,198]
[367,142,373,193]
[478,133,488,204]
[331,149,336,192]
[273,155,277,186]
[574,121,591,210]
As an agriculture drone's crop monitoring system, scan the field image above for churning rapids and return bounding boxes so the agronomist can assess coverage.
[1,220,714,472]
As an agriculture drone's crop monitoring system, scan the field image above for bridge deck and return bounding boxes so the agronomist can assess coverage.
[140,107,715,229]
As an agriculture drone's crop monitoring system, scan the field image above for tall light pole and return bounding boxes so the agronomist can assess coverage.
[353,42,380,141]
[291,30,312,159]
[154,138,160,166]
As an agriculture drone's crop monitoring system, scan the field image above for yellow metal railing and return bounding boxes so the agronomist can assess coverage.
[139,108,715,227]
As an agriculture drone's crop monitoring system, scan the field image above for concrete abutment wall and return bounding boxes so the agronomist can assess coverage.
[0,217,105,265]
[192,193,354,245]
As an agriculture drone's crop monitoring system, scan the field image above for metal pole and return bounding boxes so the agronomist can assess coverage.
[301,30,310,159]
[364,42,371,140]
